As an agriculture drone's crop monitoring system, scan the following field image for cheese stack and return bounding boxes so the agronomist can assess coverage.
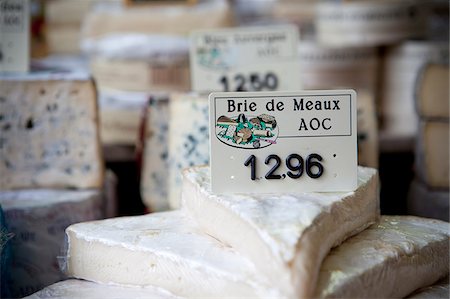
[57,166,450,298]
[380,41,448,138]
[408,63,449,221]
[316,0,426,47]
[0,71,106,296]
[271,0,317,37]
[45,0,120,54]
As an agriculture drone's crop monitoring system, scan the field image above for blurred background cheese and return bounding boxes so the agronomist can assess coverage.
[0,189,104,298]
[168,93,209,209]
[0,72,103,190]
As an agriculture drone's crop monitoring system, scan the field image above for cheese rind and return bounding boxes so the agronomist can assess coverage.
[181,166,379,298]
[24,279,181,299]
[0,189,103,298]
[66,211,282,298]
[0,76,103,189]
[316,216,450,298]
[407,278,449,299]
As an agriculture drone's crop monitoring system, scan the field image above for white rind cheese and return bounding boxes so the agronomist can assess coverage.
[181,166,379,298]
[0,189,103,298]
[66,211,282,298]
[168,93,209,209]
[316,216,449,298]
[407,278,449,299]
[0,76,103,189]
[24,279,182,299]
[141,95,170,211]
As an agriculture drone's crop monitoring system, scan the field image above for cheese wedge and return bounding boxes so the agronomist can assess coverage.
[24,279,181,299]
[65,211,282,298]
[181,166,379,298]
[315,216,450,298]
[0,72,103,189]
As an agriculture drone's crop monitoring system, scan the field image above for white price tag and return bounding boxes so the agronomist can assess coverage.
[190,26,300,93]
[0,0,29,72]
[209,90,358,194]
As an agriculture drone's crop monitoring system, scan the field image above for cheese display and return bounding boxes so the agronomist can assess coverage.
[271,1,317,37]
[0,72,103,189]
[0,189,103,298]
[84,34,190,92]
[181,166,379,298]
[416,121,449,189]
[168,93,209,209]
[316,0,425,47]
[141,95,170,212]
[380,41,448,137]
[408,180,449,222]
[315,216,449,298]
[65,211,281,298]
[24,279,181,299]
[415,63,449,119]
[407,279,449,299]
[82,0,233,39]
[98,89,148,145]
[298,41,378,94]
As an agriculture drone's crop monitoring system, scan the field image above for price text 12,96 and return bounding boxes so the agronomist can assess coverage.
[244,154,324,180]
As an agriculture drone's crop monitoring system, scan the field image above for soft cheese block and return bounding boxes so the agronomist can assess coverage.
[315,216,450,298]
[0,72,103,189]
[168,93,209,209]
[141,95,170,212]
[181,166,379,298]
[416,63,449,119]
[0,189,103,298]
[407,278,449,298]
[24,279,181,299]
[65,211,281,298]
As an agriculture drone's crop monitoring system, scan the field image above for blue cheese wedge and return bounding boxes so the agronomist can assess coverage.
[0,73,103,189]
[0,189,103,298]
[141,95,170,212]
[168,93,209,209]
[181,166,379,298]
[24,279,182,299]
[65,211,282,298]
[316,216,450,298]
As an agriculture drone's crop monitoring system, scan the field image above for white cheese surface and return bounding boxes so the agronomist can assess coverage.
[24,279,182,299]
[316,216,450,298]
[66,211,281,298]
[181,165,379,298]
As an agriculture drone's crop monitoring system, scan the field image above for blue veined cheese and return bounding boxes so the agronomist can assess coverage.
[0,189,103,298]
[65,211,283,298]
[0,72,103,189]
[98,89,148,146]
[181,166,379,299]
[24,279,182,299]
[316,216,450,298]
[141,95,170,212]
[168,93,209,209]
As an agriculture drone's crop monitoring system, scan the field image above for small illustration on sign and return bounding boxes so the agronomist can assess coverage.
[215,113,278,149]
[196,46,234,70]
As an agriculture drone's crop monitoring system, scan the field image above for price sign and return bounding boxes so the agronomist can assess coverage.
[209,90,358,194]
[190,26,300,93]
[0,0,29,72]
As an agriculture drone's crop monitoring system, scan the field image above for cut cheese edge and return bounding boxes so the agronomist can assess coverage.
[181,166,379,298]
[0,75,103,189]
[24,279,181,299]
[315,215,450,298]
[66,211,282,298]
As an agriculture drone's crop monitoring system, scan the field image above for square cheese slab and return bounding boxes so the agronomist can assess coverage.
[0,72,103,189]
[316,216,450,298]
[65,211,282,298]
[181,166,379,298]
